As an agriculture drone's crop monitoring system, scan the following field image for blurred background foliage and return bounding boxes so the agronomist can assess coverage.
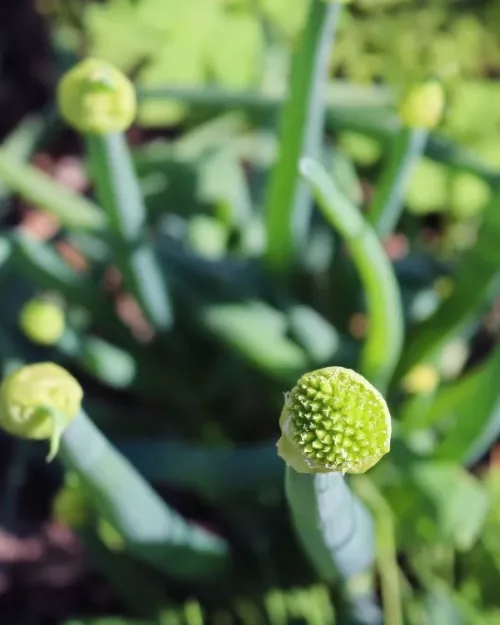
[47,0,500,218]
[1,0,500,624]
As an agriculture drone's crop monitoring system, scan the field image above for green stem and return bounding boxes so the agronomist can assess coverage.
[353,476,403,625]
[367,128,428,238]
[59,410,229,581]
[285,468,382,624]
[300,157,403,392]
[86,133,172,331]
[264,0,344,273]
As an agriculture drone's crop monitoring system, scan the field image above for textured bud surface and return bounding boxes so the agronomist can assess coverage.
[399,81,444,130]
[277,367,391,474]
[0,363,82,440]
[57,58,137,134]
[19,299,65,346]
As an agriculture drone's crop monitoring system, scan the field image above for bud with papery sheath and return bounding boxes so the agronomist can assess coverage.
[277,367,391,475]
[399,80,445,130]
[57,58,137,134]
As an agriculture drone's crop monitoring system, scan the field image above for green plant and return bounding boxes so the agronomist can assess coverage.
[1,1,500,624]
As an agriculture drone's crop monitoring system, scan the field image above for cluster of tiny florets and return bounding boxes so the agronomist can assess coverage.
[283,368,390,474]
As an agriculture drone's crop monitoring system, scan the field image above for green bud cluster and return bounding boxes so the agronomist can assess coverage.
[277,367,391,475]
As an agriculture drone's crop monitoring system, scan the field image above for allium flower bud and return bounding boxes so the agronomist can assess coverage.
[19,299,65,346]
[277,367,391,475]
[399,81,445,130]
[57,58,137,134]
[0,363,83,460]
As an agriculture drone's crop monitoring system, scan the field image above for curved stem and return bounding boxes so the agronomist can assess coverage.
[300,157,404,392]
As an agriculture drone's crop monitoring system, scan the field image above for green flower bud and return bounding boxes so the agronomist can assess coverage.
[19,299,65,346]
[399,81,445,130]
[0,363,83,460]
[52,475,90,529]
[277,367,391,475]
[57,58,137,134]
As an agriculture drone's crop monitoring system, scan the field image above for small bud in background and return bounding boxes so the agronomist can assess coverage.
[0,363,82,456]
[52,475,90,529]
[57,58,137,134]
[277,367,391,475]
[399,81,445,130]
[402,364,439,395]
[19,298,65,345]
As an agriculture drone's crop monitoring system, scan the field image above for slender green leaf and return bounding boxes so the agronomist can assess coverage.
[300,157,403,391]
[86,133,172,330]
[367,128,428,238]
[138,84,500,186]
[0,114,49,215]
[118,438,282,501]
[0,152,106,231]
[287,305,340,365]
[265,1,343,272]
[433,350,500,464]
[60,411,229,581]
[201,300,309,382]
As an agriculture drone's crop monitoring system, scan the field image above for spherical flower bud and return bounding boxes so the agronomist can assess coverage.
[399,81,445,130]
[0,363,83,460]
[277,367,391,475]
[57,58,137,134]
[19,299,65,346]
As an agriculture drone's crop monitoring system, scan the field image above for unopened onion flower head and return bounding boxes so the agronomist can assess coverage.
[277,367,391,475]
[57,58,137,134]
[0,362,82,441]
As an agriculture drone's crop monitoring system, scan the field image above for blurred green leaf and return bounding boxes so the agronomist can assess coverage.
[265,1,343,272]
[118,438,282,501]
[87,133,172,331]
[202,300,308,382]
[0,114,49,215]
[287,305,339,365]
[396,191,500,378]
[387,462,488,552]
[0,153,106,231]
[60,411,229,581]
